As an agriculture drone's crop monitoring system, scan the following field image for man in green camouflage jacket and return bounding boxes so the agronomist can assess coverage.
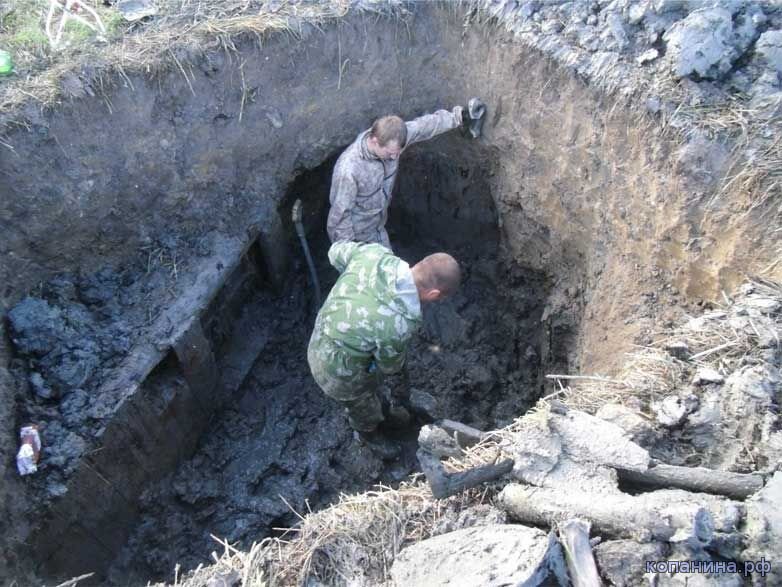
[308,241,460,449]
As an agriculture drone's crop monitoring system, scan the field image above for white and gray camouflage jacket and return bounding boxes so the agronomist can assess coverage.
[326,107,463,250]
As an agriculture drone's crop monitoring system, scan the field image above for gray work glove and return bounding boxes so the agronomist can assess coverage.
[460,98,487,139]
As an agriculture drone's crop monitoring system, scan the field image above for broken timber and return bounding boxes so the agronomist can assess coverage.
[558,519,602,587]
[417,449,513,499]
[618,461,764,500]
[498,484,715,544]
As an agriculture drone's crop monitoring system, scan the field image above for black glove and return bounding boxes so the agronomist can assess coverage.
[460,97,487,139]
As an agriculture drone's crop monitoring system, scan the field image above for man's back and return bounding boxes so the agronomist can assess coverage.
[312,241,421,378]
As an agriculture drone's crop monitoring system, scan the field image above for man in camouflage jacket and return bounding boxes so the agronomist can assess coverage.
[308,241,460,439]
[326,105,473,251]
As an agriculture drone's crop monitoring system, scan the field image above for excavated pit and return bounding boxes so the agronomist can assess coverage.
[104,139,557,583]
[0,3,777,586]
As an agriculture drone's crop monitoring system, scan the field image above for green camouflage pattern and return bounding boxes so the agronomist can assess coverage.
[307,241,421,427]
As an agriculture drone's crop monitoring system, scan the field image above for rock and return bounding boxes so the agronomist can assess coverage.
[549,409,651,472]
[506,416,562,485]
[686,366,780,470]
[693,367,724,386]
[628,4,648,26]
[418,425,462,459]
[663,9,740,80]
[744,294,780,315]
[409,389,441,419]
[594,539,666,586]
[116,0,158,22]
[596,403,656,446]
[742,472,782,584]
[665,340,690,361]
[652,0,689,15]
[8,298,70,357]
[653,395,688,427]
[29,371,56,400]
[506,407,650,488]
[756,30,782,75]
[390,524,565,586]
[607,12,630,49]
[431,504,507,536]
[637,48,660,64]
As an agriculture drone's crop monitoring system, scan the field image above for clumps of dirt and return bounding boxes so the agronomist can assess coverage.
[470,0,782,108]
[107,266,416,582]
[6,269,135,494]
[4,233,204,509]
[8,272,133,400]
[404,252,549,430]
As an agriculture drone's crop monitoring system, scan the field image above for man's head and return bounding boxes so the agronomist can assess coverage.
[411,253,461,303]
[367,115,407,160]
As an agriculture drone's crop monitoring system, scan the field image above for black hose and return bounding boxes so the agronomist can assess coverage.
[292,199,322,308]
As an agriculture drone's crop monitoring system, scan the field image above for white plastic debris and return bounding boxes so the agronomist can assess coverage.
[693,368,725,386]
[653,396,688,428]
[17,426,41,476]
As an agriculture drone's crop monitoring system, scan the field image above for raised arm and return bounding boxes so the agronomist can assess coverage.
[327,163,358,243]
[404,106,463,148]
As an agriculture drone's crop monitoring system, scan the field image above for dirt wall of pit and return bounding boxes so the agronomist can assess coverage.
[0,3,780,583]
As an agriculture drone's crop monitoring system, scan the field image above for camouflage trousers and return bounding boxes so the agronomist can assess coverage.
[307,334,384,433]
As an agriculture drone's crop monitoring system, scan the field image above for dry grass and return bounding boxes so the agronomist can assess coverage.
[655,73,782,222]
[0,0,364,130]
[550,278,782,415]
[158,479,493,587]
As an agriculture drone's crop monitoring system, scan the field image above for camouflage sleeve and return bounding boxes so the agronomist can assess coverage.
[327,163,358,243]
[327,241,362,273]
[373,330,409,375]
[404,107,463,148]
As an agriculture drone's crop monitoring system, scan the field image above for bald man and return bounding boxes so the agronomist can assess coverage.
[308,241,460,456]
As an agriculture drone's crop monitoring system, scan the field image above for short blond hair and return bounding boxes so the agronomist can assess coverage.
[370,115,407,147]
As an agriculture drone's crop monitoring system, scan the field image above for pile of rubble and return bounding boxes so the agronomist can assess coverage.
[471,0,782,110]
[411,402,778,586]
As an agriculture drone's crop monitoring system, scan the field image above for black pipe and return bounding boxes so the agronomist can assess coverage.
[291,199,322,308]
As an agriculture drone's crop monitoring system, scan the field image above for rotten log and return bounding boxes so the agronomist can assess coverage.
[437,419,485,448]
[558,519,603,587]
[498,484,715,545]
[417,449,513,499]
[618,462,764,500]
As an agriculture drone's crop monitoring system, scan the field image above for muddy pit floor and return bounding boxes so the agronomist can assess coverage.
[96,146,553,582]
